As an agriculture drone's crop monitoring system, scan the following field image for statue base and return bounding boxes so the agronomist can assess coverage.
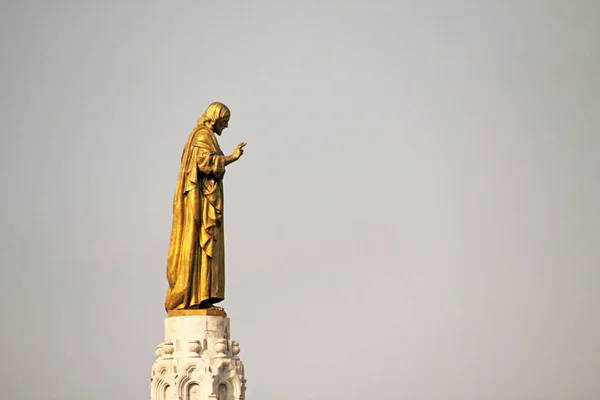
[167,308,227,317]
[150,313,246,400]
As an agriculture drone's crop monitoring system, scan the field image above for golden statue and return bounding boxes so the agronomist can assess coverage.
[165,102,246,312]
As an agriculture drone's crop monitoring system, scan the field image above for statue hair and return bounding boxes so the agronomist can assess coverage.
[197,102,230,127]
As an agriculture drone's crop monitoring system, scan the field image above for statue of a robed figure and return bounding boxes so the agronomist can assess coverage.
[165,102,246,311]
[152,102,248,400]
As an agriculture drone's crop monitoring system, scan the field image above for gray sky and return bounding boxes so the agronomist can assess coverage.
[1,1,599,399]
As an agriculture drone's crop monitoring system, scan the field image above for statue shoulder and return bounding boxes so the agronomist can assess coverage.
[192,126,214,140]
[190,126,217,149]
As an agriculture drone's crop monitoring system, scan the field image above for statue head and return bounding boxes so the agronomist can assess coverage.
[197,102,230,135]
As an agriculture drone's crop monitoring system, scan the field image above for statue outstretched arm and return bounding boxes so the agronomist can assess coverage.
[224,142,246,166]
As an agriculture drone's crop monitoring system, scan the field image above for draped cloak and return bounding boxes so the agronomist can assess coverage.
[165,125,226,310]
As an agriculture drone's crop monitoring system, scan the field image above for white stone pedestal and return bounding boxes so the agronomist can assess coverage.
[150,314,246,400]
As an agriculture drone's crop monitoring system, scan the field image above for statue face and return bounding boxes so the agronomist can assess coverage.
[213,116,229,135]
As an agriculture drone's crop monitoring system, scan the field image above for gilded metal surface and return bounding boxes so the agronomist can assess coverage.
[167,308,227,318]
[165,102,246,311]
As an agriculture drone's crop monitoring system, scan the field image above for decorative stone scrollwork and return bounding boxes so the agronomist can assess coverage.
[231,341,240,357]
[215,339,228,358]
[150,315,246,400]
[162,341,175,359]
[188,340,202,357]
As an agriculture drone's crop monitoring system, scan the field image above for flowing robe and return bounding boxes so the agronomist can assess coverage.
[165,125,226,310]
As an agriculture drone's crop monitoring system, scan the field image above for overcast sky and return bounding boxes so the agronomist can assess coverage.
[1,1,599,399]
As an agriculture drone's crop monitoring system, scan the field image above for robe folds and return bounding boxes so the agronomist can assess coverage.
[165,126,226,310]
